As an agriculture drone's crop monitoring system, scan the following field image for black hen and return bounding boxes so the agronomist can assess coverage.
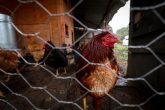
[41,41,68,75]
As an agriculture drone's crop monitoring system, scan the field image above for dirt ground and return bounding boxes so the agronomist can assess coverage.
[0,64,164,110]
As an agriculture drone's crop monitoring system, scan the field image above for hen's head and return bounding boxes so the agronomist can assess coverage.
[77,31,120,79]
[100,31,120,48]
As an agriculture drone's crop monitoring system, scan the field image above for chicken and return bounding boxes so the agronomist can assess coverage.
[0,49,36,81]
[0,50,21,96]
[0,50,20,77]
[76,31,120,110]
[22,35,45,64]
[27,43,45,64]
[40,41,68,75]
[0,49,33,78]
[0,50,19,97]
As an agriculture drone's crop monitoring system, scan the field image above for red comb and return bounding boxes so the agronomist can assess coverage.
[101,32,118,48]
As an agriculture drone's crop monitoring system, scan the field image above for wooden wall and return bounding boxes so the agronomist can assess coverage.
[128,0,165,108]
[0,0,74,47]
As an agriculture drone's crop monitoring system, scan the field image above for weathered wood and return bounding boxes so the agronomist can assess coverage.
[0,0,74,47]
[128,0,165,109]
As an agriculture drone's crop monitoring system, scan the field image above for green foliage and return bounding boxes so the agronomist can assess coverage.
[115,44,128,51]
[114,44,128,61]
[116,26,129,40]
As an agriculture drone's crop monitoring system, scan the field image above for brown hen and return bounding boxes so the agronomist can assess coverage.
[76,31,120,110]
[22,35,45,64]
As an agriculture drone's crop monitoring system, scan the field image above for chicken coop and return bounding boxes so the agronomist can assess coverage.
[0,0,74,47]
[0,0,165,110]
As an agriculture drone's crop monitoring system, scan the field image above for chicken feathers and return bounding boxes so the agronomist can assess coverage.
[76,31,120,110]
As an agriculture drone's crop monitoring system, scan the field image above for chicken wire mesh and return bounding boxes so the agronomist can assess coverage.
[0,0,165,110]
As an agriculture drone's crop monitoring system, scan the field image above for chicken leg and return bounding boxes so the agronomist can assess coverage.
[83,96,87,110]
[93,97,102,110]
[4,75,10,82]
[56,69,59,76]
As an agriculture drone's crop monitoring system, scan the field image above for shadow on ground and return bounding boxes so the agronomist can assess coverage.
[0,64,164,110]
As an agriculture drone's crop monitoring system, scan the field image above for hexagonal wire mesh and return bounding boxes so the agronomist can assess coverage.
[0,0,165,110]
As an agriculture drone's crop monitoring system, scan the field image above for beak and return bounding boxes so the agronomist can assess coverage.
[109,32,122,43]
[115,37,122,43]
